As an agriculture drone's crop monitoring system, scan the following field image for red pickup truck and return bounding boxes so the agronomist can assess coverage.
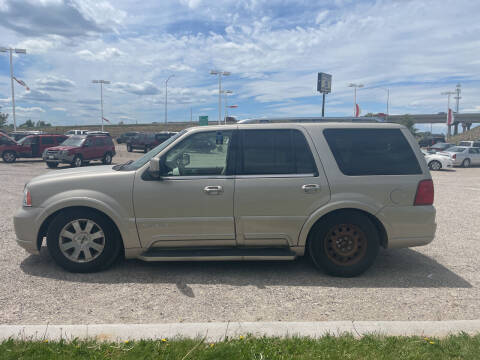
[0,134,68,163]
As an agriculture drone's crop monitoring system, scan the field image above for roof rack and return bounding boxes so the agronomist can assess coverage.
[237,117,382,124]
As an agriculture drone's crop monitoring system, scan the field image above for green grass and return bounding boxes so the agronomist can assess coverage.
[1,334,479,359]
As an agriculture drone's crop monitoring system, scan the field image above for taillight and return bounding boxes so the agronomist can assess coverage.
[452,154,456,160]
[23,189,32,207]
[414,179,434,206]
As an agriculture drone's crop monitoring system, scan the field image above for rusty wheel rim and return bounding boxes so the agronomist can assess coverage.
[324,224,367,266]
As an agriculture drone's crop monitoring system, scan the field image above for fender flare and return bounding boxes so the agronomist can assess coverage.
[297,201,392,247]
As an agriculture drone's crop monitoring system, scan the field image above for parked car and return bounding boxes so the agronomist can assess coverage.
[421,150,453,170]
[8,130,45,141]
[65,129,89,136]
[418,134,445,147]
[457,140,480,147]
[42,134,115,168]
[14,122,436,277]
[1,134,68,163]
[438,146,480,168]
[117,132,139,144]
[426,142,454,153]
[126,132,177,153]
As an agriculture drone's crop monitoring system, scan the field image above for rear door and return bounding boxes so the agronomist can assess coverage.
[468,148,480,165]
[82,137,96,160]
[234,128,331,247]
[39,136,55,155]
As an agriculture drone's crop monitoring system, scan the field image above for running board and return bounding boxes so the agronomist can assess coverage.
[137,247,298,262]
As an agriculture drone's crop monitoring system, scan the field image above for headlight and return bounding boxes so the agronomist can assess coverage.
[23,188,32,207]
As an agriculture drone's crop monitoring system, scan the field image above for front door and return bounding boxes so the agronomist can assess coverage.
[234,128,331,247]
[133,129,236,249]
[39,136,55,155]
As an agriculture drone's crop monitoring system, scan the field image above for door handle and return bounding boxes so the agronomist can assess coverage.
[203,185,224,195]
[302,184,320,193]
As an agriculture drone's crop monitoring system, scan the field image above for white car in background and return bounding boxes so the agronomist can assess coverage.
[421,149,453,170]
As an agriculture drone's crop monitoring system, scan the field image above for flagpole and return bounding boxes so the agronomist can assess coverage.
[9,49,16,131]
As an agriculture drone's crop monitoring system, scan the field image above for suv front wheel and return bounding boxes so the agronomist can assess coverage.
[2,151,17,163]
[46,209,122,272]
[102,152,112,165]
[308,210,380,277]
[71,155,83,168]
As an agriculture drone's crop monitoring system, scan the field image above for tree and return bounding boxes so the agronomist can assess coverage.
[20,119,35,128]
[0,111,8,128]
[36,120,51,127]
[393,115,417,136]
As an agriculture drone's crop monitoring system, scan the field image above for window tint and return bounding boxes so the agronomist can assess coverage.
[239,129,316,175]
[469,148,479,154]
[164,131,232,176]
[95,137,105,146]
[324,129,422,176]
[41,136,54,145]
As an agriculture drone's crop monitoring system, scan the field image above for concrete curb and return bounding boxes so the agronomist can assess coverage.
[1,320,480,342]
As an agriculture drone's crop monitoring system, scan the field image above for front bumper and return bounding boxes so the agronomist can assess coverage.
[43,153,74,164]
[13,206,44,255]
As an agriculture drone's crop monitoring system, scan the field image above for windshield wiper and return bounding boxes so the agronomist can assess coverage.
[113,160,133,171]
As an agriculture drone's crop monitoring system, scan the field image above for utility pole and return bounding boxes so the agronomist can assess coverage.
[454,83,462,133]
[165,74,174,124]
[222,90,233,124]
[92,80,110,131]
[384,88,390,121]
[0,47,27,131]
[210,70,231,125]
[441,91,455,138]
[348,83,363,116]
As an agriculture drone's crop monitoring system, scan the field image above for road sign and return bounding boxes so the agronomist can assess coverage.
[317,72,332,94]
[199,115,208,126]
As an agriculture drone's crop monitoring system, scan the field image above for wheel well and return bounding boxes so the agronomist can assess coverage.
[305,208,388,250]
[37,206,124,254]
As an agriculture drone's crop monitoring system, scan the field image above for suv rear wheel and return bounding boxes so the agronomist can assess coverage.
[462,158,471,168]
[308,210,380,277]
[2,151,16,163]
[428,160,442,171]
[71,155,83,168]
[102,152,112,165]
[46,209,122,272]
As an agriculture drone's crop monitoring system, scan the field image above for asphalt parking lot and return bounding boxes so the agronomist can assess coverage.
[0,147,479,324]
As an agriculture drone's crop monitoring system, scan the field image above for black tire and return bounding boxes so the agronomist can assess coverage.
[428,160,442,171]
[46,162,58,169]
[127,144,132,152]
[2,151,17,163]
[71,155,83,168]
[144,145,151,153]
[46,209,122,273]
[102,152,112,165]
[308,210,380,277]
[462,158,471,168]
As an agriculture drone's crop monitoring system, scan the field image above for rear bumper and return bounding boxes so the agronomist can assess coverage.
[379,205,436,248]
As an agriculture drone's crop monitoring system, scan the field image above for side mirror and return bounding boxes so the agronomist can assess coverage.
[149,157,161,178]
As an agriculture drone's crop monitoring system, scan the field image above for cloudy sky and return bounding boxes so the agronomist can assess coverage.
[0,0,479,131]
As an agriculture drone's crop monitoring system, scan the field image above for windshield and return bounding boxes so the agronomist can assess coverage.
[458,142,471,146]
[447,147,466,153]
[431,143,450,149]
[120,130,187,171]
[61,136,85,147]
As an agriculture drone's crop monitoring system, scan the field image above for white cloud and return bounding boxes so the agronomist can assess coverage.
[52,107,66,111]
[168,64,196,72]
[36,75,75,91]
[76,47,123,61]
[315,10,329,24]
[16,106,45,113]
[113,81,160,96]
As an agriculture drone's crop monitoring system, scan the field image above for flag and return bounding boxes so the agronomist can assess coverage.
[355,103,361,117]
[13,77,30,91]
[102,117,111,123]
[447,108,454,125]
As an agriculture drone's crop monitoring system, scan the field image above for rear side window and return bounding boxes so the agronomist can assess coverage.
[95,137,106,146]
[41,136,54,145]
[238,129,317,175]
[323,129,422,176]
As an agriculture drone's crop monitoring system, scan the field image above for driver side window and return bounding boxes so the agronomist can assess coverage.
[164,131,232,176]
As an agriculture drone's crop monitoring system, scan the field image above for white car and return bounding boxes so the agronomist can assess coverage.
[422,150,453,170]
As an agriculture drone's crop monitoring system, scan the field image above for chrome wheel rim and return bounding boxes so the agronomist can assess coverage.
[75,157,82,167]
[59,219,105,263]
[430,161,441,170]
[4,152,15,162]
[105,154,111,163]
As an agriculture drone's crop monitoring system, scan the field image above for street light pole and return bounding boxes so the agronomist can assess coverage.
[441,91,455,138]
[165,74,174,124]
[348,83,363,116]
[1,47,27,131]
[222,90,233,124]
[92,80,110,131]
[381,88,390,121]
[210,70,231,125]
